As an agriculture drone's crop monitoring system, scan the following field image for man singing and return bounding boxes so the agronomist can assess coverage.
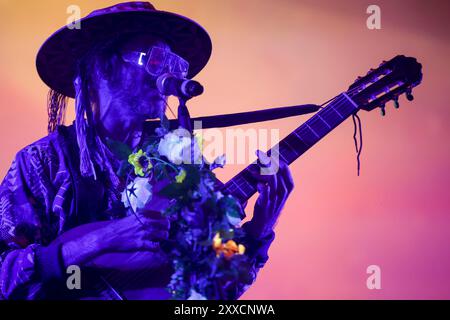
[0,2,293,299]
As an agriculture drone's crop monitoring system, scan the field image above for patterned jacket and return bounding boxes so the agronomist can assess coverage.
[0,123,274,299]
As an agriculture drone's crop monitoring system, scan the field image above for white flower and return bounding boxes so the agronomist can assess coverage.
[187,289,207,300]
[157,130,202,165]
[227,212,243,227]
[121,177,152,213]
[215,191,224,200]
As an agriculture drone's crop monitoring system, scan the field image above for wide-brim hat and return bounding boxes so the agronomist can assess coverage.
[36,1,212,98]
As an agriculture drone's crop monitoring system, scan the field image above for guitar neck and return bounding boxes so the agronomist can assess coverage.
[222,92,359,203]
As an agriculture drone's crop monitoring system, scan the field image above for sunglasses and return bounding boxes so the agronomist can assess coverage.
[121,46,189,79]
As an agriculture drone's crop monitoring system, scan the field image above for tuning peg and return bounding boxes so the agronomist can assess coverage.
[406,89,414,101]
[367,68,375,75]
[380,104,386,116]
[393,98,400,109]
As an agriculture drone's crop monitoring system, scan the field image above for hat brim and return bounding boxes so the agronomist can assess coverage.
[36,10,212,98]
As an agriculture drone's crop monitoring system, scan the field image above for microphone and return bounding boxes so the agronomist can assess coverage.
[156,73,204,99]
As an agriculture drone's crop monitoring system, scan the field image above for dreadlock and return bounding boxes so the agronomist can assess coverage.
[47,89,68,134]
[73,34,132,182]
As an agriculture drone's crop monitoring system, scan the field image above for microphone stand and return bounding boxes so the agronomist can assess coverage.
[177,96,193,133]
[145,103,320,134]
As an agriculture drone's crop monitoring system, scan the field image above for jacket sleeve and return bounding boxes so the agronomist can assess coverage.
[0,146,66,300]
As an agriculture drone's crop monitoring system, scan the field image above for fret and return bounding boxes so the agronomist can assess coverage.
[277,145,292,163]
[278,150,289,163]
[232,180,246,196]
[307,114,331,138]
[330,104,344,119]
[235,178,255,202]
[305,124,320,139]
[321,106,343,128]
[317,114,332,129]
[293,130,310,147]
[224,92,361,204]
[342,92,359,110]
[225,182,236,193]
[224,179,242,198]
[335,95,359,117]
[296,126,318,146]
[282,140,299,157]
[322,106,339,122]
[284,132,308,153]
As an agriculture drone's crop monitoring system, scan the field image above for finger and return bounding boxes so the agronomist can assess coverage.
[255,182,267,208]
[280,162,295,193]
[142,218,170,231]
[144,229,169,241]
[137,211,169,224]
[137,209,165,219]
[256,182,271,219]
[277,163,289,195]
[248,164,271,183]
[268,170,277,193]
[136,239,160,251]
[273,163,294,214]
[266,178,277,217]
[256,149,271,167]
[275,170,288,213]
[251,150,281,181]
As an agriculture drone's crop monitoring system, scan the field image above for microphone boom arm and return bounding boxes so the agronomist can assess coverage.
[144,103,320,132]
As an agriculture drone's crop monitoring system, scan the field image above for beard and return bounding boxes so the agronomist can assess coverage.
[112,87,166,120]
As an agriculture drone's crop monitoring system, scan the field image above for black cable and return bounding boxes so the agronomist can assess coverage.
[352,113,363,176]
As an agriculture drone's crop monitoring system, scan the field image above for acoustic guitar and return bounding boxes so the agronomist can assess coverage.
[52,55,423,299]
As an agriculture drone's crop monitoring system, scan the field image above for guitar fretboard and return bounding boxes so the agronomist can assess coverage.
[223,92,359,203]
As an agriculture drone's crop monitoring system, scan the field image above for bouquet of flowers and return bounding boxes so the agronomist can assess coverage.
[106,126,254,300]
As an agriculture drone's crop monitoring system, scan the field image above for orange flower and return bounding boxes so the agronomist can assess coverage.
[212,232,245,260]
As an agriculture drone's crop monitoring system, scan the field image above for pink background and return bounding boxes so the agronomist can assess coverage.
[0,0,449,299]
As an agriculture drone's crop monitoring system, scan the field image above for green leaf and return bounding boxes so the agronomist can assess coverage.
[160,182,187,199]
[117,161,132,177]
[105,137,133,160]
[220,228,235,240]
[182,165,201,187]
[153,162,169,181]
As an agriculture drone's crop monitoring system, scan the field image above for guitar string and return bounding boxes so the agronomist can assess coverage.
[224,104,350,197]
[103,97,361,295]
[190,81,366,198]
[98,79,380,295]
[234,77,368,196]
[111,72,407,294]
[225,78,378,196]
[224,92,359,197]
[204,68,404,196]
[228,110,364,200]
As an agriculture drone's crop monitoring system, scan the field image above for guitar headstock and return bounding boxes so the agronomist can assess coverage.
[348,55,422,114]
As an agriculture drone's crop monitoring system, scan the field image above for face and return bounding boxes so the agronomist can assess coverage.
[92,34,171,123]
